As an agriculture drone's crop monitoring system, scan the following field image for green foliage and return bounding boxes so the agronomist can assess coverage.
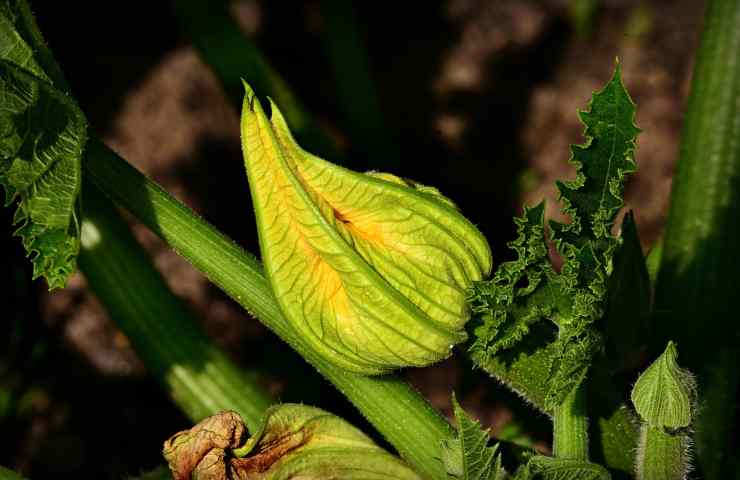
[441,394,506,480]
[0,0,84,289]
[514,456,610,480]
[603,212,651,370]
[469,64,639,411]
[3,0,725,475]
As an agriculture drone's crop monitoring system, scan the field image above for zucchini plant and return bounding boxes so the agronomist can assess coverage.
[2,0,739,478]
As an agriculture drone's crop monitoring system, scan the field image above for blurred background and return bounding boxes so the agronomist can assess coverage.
[1,0,704,478]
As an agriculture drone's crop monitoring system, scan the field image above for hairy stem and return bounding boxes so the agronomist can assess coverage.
[636,426,689,480]
[78,180,272,429]
[84,140,453,480]
[553,385,589,460]
[654,0,740,475]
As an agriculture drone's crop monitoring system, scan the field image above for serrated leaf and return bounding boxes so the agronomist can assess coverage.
[163,406,420,480]
[552,62,639,245]
[631,341,696,430]
[441,394,505,480]
[0,1,84,290]
[240,81,491,374]
[0,60,85,289]
[515,456,611,480]
[468,63,639,410]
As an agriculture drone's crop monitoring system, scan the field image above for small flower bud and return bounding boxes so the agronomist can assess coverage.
[631,341,696,430]
[631,342,696,480]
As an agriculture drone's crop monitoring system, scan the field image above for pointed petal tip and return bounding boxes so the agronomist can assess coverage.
[241,79,261,114]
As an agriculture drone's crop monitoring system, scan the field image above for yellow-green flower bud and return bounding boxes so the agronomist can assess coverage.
[631,342,696,480]
[631,341,696,430]
[163,407,420,479]
[240,82,491,374]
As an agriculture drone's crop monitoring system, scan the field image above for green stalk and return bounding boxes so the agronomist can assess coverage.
[636,426,689,480]
[83,140,453,480]
[654,0,740,476]
[170,0,337,160]
[553,385,589,460]
[78,180,272,430]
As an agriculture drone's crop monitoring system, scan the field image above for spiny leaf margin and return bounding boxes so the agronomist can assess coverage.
[0,60,85,289]
[441,393,506,480]
[0,1,84,289]
[513,456,611,480]
[468,62,640,411]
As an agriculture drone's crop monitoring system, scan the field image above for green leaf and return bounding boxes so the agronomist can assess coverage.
[441,394,506,480]
[163,406,421,479]
[240,81,491,374]
[552,62,639,246]
[468,63,640,410]
[0,1,83,289]
[0,60,85,289]
[0,0,68,86]
[631,341,696,430]
[603,211,650,370]
[514,456,611,480]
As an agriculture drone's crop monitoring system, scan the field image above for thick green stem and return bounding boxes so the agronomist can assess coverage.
[553,385,589,460]
[654,0,740,475]
[83,140,453,480]
[78,180,272,430]
[636,426,689,480]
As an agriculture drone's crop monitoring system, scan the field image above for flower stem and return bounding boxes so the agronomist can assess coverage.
[553,385,589,461]
[83,140,453,480]
[636,426,689,480]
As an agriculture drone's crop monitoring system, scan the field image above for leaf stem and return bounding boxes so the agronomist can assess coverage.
[78,180,272,430]
[83,140,453,480]
[553,385,589,461]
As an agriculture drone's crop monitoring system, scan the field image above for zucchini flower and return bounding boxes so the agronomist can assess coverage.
[163,407,420,479]
[240,82,491,374]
